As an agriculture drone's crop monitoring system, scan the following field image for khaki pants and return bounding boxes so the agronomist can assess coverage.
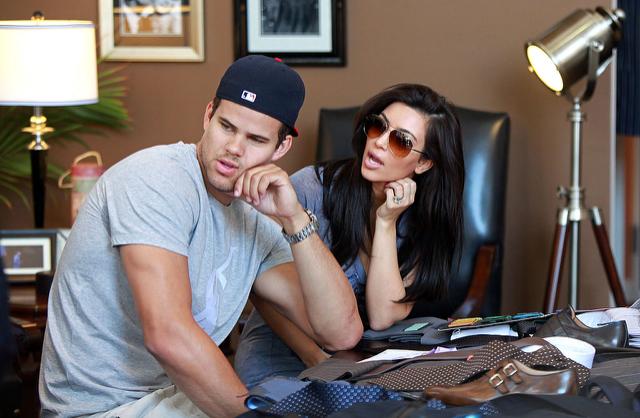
[88,385,208,418]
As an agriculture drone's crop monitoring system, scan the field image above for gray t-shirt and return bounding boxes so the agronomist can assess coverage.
[39,142,293,417]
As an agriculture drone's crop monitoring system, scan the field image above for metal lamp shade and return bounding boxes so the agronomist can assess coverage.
[525,7,624,93]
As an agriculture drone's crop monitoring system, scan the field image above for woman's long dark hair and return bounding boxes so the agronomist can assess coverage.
[318,83,465,303]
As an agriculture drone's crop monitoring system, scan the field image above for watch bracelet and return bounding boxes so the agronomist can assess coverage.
[282,208,319,244]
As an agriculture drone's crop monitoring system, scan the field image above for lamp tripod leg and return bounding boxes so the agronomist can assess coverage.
[543,208,570,313]
[590,207,626,306]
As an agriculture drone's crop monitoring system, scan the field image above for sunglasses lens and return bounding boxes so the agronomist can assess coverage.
[388,130,412,157]
[363,115,386,138]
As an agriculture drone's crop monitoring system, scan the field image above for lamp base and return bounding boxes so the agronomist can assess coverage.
[24,106,51,228]
[30,148,47,228]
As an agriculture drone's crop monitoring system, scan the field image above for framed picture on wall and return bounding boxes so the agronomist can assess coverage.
[99,0,204,62]
[0,229,70,283]
[235,0,345,66]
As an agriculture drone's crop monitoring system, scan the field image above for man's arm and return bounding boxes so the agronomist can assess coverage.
[120,244,247,418]
[281,212,363,350]
[235,164,363,351]
[251,293,329,367]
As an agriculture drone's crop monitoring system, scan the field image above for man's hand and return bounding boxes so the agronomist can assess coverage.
[233,164,305,225]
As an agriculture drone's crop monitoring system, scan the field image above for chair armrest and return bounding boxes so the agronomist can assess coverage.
[451,244,497,318]
[10,317,42,353]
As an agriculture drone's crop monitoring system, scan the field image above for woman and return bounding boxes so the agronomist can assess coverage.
[234,83,465,388]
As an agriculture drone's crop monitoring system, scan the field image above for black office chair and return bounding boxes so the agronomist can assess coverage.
[316,105,510,318]
[0,260,21,417]
[0,264,52,417]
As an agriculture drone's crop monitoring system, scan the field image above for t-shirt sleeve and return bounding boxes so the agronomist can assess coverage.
[291,165,323,214]
[100,151,200,256]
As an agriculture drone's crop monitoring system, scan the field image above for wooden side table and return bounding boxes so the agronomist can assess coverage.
[9,284,47,327]
[9,272,53,330]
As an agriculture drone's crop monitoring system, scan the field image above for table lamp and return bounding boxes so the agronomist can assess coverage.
[0,12,98,228]
[524,7,627,311]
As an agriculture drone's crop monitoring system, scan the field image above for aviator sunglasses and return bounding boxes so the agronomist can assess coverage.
[362,114,429,158]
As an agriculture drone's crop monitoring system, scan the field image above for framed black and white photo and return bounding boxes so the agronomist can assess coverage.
[0,229,69,282]
[99,0,204,62]
[235,0,345,66]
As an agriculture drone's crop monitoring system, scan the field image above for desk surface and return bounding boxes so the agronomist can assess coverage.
[9,284,47,323]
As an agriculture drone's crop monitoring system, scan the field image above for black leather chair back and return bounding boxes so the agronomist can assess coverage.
[316,105,510,318]
[0,259,12,376]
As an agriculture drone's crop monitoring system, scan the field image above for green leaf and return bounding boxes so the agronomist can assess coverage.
[0,178,29,209]
[0,63,131,208]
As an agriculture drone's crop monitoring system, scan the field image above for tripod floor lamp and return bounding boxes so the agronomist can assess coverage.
[525,7,628,313]
[0,12,98,228]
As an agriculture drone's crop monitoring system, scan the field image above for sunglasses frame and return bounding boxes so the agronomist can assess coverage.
[362,114,429,158]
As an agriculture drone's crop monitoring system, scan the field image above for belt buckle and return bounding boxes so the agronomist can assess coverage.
[502,362,518,377]
[489,373,504,387]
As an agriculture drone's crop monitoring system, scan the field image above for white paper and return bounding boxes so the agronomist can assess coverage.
[358,349,433,363]
[449,324,517,341]
[605,308,640,334]
[576,311,612,328]
[358,346,457,363]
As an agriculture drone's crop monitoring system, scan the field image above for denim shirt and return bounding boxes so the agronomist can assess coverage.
[291,167,367,302]
[291,166,408,324]
[235,165,409,387]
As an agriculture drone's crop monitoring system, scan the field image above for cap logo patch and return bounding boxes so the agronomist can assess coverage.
[241,90,256,102]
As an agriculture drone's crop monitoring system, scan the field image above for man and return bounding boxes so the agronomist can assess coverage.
[39,55,362,417]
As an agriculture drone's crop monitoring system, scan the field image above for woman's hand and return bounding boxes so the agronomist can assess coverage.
[376,177,416,224]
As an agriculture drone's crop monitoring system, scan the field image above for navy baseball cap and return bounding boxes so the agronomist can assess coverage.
[215,55,305,137]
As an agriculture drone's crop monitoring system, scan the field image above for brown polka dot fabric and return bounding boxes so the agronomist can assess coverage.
[298,357,388,382]
[362,340,590,390]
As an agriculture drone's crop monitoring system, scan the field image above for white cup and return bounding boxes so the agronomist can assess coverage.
[520,336,596,369]
[543,336,596,369]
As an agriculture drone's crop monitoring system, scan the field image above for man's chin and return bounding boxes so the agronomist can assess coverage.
[213,184,235,195]
[205,177,237,199]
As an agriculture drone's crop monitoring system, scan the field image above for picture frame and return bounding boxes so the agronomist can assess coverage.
[0,229,70,283]
[99,0,205,62]
[235,0,345,66]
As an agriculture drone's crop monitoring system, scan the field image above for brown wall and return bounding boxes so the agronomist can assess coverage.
[1,0,616,311]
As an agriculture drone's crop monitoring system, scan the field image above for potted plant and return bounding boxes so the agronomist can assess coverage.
[0,64,130,208]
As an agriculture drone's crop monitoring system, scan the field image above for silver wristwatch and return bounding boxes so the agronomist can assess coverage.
[282,208,320,244]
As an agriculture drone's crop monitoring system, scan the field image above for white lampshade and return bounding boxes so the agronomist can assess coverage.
[0,20,98,106]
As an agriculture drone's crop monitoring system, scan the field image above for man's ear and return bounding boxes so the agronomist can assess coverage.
[203,101,214,130]
[415,159,433,175]
[270,135,294,162]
